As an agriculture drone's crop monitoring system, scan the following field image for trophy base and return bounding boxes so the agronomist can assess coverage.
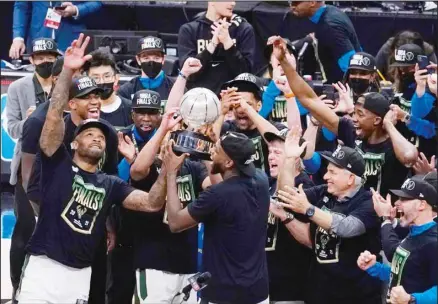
[170,130,214,161]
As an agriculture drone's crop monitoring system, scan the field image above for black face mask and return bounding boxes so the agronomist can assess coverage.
[97,82,115,100]
[141,61,162,78]
[35,62,54,79]
[348,78,370,95]
[400,73,416,90]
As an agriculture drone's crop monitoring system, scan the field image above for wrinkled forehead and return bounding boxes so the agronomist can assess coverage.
[78,127,105,139]
[268,140,285,151]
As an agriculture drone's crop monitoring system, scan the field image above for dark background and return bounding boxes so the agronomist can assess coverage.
[0,1,436,74]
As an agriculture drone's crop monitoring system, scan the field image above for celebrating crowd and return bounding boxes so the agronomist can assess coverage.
[5,1,437,304]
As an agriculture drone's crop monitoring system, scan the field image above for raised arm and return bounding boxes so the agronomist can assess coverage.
[164,58,202,111]
[40,34,92,157]
[130,109,181,181]
[383,109,418,167]
[272,37,340,134]
[277,126,307,192]
[122,166,167,212]
[212,88,240,140]
[238,99,279,142]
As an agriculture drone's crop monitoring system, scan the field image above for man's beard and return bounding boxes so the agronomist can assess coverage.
[211,162,224,175]
[77,148,104,165]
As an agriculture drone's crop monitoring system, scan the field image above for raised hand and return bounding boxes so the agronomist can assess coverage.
[181,58,202,77]
[274,75,292,95]
[117,132,136,164]
[220,87,240,115]
[413,152,436,175]
[389,104,408,122]
[63,33,92,71]
[163,140,189,173]
[160,107,183,132]
[215,18,233,48]
[284,125,307,159]
[371,188,393,218]
[333,82,354,113]
[357,250,377,271]
[383,108,398,129]
[269,36,287,62]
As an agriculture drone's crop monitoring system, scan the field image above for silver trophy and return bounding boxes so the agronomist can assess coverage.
[171,88,220,160]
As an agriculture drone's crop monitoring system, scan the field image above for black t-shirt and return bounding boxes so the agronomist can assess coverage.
[315,5,361,83]
[132,159,208,274]
[221,120,286,175]
[21,101,66,155]
[304,185,381,299]
[99,96,133,131]
[27,115,119,203]
[266,174,314,301]
[386,224,437,300]
[337,117,408,196]
[188,169,270,303]
[26,145,134,268]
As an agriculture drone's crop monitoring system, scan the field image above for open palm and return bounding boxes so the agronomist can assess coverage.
[64,33,92,71]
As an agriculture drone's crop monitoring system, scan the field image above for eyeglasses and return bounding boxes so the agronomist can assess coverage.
[90,74,115,84]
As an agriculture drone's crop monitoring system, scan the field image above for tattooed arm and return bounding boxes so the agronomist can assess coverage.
[122,167,168,212]
[39,68,72,156]
[39,33,92,157]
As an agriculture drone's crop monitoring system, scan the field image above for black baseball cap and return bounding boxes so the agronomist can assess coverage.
[221,73,262,99]
[73,118,111,139]
[137,36,165,55]
[390,44,424,67]
[220,131,256,177]
[69,76,103,100]
[264,38,297,60]
[390,175,438,209]
[31,38,62,56]
[348,52,376,72]
[321,146,365,177]
[357,92,390,118]
[131,90,162,110]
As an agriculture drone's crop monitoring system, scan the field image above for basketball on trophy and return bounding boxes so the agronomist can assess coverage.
[171,88,221,160]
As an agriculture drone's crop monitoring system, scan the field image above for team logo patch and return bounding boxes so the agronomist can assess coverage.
[405,52,415,61]
[137,92,159,105]
[76,77,95,90]
[402,179,415,191]
[61,175,106,234]
[142,37,163,50]
[33,39,54,52]
[235,73,257,84]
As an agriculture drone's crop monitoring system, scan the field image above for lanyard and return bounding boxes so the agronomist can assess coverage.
[131,126,140,154]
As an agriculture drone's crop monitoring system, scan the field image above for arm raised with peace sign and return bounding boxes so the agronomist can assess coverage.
[40,33,92,157]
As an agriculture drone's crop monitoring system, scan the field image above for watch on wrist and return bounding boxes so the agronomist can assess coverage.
[409,295,416,304]
[282,212,295,225]
[305,206,315,218]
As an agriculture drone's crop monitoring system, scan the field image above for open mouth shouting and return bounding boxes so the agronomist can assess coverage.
[88,107,100,119]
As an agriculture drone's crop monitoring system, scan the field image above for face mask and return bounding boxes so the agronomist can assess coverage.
[97,82,115,100]
[401,73,415,89]
[348,78,370,95]
[141,61,163,79]
[35,62,54,79]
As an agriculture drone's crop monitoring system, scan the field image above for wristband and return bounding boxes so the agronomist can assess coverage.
[284,92,295,99]
[178,70,187,80]
[129,154,138,167]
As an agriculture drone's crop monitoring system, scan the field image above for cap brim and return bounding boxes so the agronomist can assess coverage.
[348,66,375,72]
[389,189,416,200]
[137,48,165,55]
[132,105,161,110]
[236,162,256,177]
[75,87,104,99]
[390,62,415,67]
[320,153,347,171]
[31,49,62,56]
[264,131,285,143]
[74,120,111,139]
[221,80,260,94]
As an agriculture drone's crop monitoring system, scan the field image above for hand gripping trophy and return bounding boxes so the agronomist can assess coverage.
[171,87,220,160]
